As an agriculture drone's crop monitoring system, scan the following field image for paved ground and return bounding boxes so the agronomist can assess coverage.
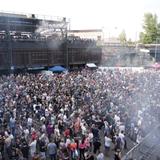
[100,136,136,160]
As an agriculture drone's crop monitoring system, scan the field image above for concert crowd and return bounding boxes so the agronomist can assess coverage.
[0,68,160,160]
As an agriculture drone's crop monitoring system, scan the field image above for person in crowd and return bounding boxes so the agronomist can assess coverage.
[104,133,112,155]
[114,149,121,160]
[47,140,57,160]
[79,136,86,160]
[39,137,47,160]
[85,151,95,160]
[119,131,125,151]
[115,134,122,152]
[29,138,37,159]
[96,149,105,160]
[20,139,29,160]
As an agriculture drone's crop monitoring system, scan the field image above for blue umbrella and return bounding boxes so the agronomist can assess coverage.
[48,66,67,72]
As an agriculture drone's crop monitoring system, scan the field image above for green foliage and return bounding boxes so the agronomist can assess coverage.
[128,38,132,43]
[119,30,127,44]
[139,13,160,44]
[157,23,160,37]
[127,38,134,45]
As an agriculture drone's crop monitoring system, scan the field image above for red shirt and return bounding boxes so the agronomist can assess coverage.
[64,129,70,137]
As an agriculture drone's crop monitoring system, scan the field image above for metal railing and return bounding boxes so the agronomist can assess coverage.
[122,125,160,160]
[0,10,69,22]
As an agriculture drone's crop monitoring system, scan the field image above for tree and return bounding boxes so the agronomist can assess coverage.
[119,30,127,44]
[139,13,159,44]
[157,23,160,38]
[127,38,133,45]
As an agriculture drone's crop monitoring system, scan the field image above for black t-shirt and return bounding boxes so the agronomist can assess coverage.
[86,154,95,160]
[116,137,121,150]
[39,140,46,152]
[0,138,4,152]
[92,128,99,138]
[21,143,29,158]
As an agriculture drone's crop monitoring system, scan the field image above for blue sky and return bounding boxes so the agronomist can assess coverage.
[0,0,160,40]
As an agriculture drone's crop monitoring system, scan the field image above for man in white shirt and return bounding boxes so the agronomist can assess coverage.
[104,134,112,155]
[29,139,37,158]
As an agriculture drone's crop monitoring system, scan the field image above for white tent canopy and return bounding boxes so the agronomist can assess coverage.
[86,63,97,68]
[140,48,150,53]
[41,70,53,75]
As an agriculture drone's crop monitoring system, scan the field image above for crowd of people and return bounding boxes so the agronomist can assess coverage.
[0,68,160,160]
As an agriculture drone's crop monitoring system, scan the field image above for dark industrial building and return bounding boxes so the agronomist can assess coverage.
[0,12,102,71]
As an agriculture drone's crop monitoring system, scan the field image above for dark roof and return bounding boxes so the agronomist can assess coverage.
[69,29,102,33]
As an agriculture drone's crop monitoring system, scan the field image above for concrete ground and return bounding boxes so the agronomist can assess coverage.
[103,137,136,160]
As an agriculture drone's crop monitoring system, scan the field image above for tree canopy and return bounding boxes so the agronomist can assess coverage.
[139,13,160,44]
[119,30,127,44]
